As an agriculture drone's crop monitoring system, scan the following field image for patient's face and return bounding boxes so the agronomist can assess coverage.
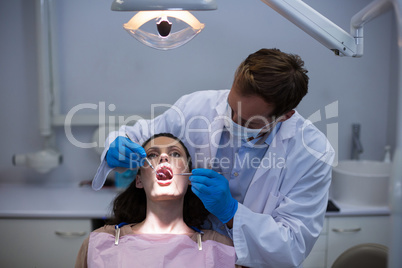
[136,136,191,201]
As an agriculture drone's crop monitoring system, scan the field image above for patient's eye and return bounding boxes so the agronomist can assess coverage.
[147,152,158,159]
[170,151,181,158]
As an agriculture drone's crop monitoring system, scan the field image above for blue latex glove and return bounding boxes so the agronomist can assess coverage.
[190,169,238,223]
[106,136,147,169]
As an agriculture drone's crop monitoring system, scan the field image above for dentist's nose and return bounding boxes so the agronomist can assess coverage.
[159,153,169,163]
[232,111,241,125]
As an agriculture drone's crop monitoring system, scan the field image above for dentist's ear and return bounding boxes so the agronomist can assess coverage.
[135,175,144,188]
[278,110,295,122]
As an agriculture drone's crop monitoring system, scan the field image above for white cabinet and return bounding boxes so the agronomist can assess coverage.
[303,218,328,268]
[303,215,390,268]
[326,215,390,267]
[0,216,390,268]
[0,218,92,268]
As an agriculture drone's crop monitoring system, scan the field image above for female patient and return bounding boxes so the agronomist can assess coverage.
[75,133,237,267]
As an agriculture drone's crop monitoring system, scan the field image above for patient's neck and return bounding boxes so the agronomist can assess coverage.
[132,198,193,235]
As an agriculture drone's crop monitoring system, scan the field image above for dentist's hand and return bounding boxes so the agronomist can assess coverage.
[106,136,147,169]
[190,169,238,224]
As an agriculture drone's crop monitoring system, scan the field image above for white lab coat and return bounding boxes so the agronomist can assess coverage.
[93,89,334,268]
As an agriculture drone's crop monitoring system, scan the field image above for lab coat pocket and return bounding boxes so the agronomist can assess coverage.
[263,191,284,215]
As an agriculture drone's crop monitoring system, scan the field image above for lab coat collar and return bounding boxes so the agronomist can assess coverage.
[245,111,300,193]
[276,110,298,141]
[247,122,282,147]
[215,93,228,116]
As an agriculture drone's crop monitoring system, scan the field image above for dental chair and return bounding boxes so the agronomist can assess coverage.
[331,243,388,268]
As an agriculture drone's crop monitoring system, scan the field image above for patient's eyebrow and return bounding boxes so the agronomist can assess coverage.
[146,145,183,152]
[167,146,183,151]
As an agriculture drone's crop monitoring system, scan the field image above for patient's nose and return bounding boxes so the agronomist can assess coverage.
[159,153,169,163]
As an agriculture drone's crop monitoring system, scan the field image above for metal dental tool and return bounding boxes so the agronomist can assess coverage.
[144,157,157,173]
[174,172,228,176]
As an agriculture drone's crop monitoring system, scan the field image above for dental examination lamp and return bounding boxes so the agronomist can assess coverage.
[111,0,217,50]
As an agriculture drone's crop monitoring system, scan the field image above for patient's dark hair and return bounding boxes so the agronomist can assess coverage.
[108,133,210,228]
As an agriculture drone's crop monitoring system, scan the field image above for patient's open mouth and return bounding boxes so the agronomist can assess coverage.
[156,166,173,181]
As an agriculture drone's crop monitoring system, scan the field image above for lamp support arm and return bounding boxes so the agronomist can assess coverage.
[261,0,392,57]
[351,0,393,56]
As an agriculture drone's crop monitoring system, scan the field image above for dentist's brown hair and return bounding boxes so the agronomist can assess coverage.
[234,48,309,117]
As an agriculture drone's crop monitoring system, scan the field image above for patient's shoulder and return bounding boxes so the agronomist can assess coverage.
[92,224,133,237]
[201,229,233,246]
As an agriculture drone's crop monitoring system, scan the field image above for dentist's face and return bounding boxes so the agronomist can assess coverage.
[136,136,191,201]
[228,83,276,129]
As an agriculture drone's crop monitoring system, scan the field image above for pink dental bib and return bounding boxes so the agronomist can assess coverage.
[88,232,236,268]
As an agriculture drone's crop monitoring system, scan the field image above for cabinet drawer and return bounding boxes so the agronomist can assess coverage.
[303,234,327,268]
[303,219,328,268]
[0,218,91,268]
[321,218,328,234]
[327,216,390,267]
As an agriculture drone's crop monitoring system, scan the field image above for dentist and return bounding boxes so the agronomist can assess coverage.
[92,48,334,267]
